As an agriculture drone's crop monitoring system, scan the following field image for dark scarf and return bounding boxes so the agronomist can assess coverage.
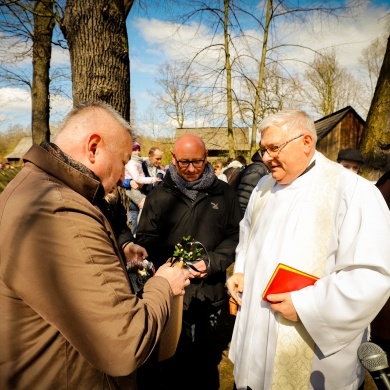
[169,162,215,201]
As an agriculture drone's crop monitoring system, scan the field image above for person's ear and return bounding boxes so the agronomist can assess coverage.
[303,134,314,151]
[87,134,102,163]
[171,151,176,166]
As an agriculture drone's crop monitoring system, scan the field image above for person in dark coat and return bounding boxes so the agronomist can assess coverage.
[337,148,364,174]
[370,169,390,356]
[236,149,269,213]
[101,188,147,264]
[221,155,247,186]
[136,133,243,390]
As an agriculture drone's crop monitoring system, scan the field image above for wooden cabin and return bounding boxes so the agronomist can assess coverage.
[175,127,250,162]
[4,136,33,163]
[315,106,365,162]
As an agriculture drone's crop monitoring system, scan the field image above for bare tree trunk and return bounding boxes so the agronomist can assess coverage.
[61,0,131,120]
[250,0,272,156]
[32,0,54,144]
[224,0,235,157]
[61,0,134,214]
[360,34,390,181]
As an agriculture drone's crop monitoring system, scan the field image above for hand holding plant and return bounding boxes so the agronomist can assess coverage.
[170,236,209,277]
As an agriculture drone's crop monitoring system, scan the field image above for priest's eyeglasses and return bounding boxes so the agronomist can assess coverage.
[173,154,206,169]
[259,134,304,158]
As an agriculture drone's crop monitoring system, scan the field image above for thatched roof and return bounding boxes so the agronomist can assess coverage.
[315,106,365,140]
[175,127,250,151]
[5,136,33,159]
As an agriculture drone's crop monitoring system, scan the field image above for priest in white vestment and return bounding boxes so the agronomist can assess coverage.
[227,109,390,390]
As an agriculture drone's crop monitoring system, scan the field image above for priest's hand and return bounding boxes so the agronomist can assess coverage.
[226,273,244,306]
[268,292,299,322]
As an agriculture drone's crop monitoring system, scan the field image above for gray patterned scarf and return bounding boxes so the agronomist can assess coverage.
[169,162,215,201]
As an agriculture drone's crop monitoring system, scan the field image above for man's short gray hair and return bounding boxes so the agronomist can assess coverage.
[55,101,133,140]
[259,109,317,144]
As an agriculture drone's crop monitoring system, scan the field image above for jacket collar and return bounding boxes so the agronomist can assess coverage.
[23,143,105,204]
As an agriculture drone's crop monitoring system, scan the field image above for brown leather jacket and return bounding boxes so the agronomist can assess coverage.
[0,143,172,389]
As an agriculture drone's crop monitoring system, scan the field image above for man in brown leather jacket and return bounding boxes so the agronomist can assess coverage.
[0,101,189,389]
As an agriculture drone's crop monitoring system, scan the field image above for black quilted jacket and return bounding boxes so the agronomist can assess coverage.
[236,151,269,213]
[136,169,243,309]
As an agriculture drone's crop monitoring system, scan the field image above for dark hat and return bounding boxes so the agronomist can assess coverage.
[337,148,364,164]
[132,141,141,151]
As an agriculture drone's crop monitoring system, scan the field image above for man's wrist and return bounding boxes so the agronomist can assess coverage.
[122,241,134,251]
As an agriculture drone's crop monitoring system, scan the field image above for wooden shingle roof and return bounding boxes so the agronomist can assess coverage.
[315,106,365,140]
[5,136,33,159]
[175,127,250,150]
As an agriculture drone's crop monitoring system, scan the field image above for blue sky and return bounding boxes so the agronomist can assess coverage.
[128,0,390,132]
[0,0,389,133]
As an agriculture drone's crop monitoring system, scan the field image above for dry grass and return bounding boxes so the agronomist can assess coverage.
[218,345,235,390]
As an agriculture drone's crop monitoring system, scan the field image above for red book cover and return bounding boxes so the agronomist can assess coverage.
[262,263,319,302]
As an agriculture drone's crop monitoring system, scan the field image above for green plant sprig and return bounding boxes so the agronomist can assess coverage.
[172,235,204,262]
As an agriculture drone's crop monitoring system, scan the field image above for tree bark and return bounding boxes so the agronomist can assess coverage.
[250,0,272,156]
[224,0,235,158]
[32,0,54,144]
[360,34,390,181]
[61,0,131,120]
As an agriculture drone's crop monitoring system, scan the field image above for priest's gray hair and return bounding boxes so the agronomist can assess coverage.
[258,109,317,144]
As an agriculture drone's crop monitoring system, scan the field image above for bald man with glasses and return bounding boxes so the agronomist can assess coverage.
[136,133,242,390]
[227,109,390,390]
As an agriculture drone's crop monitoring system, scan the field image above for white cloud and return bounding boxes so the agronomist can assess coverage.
[133,3,389,74]
[131,56,158,74]
[133,17,222,63]
[0,33,31,67]
[0,87,30,130]
[281,2,390,69]
[49,94,73,126]
[0,87,72,130]
[0,88,31,112]
[51,46,70,67]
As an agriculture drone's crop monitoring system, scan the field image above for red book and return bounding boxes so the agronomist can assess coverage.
[262,263,319,302]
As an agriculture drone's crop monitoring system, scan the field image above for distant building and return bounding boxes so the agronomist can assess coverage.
[5,136,33,163]
[175,127,250,160]
[315,106,365,162]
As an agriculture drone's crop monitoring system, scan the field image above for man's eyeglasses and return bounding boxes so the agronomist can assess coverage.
[259,134,304,158]
[173,154,206,169]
